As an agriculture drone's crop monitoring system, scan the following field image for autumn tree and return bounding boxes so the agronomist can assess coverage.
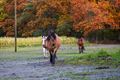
[0,0,35,37]
[0,0,72,37]
[71,0,120,36]
[28,0,71,36]
[0,0,119,38]
[0,0,14,36]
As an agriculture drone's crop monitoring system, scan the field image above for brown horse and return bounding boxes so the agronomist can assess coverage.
[43,32,61,65]
[77,37,85,53]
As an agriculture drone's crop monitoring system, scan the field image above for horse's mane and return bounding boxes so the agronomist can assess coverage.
[46,31,56,41]
[51,32,56,39]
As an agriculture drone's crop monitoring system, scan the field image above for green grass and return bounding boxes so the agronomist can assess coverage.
[0,45,120,80]
[0,45,120,67]
[63,71,120,80]
[0,52,41,61]
[64,49,120,67]
[98,77,120,80]
[0,47,43,61]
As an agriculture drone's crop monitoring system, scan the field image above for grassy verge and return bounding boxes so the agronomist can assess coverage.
[0,36,75,48]
[0,37,42,48]
[0,47,43,61]
[0,51,42,61]
[64,49,120,67]
[0,77,21,80]
[0,45,120,67]
[0,37,91,48]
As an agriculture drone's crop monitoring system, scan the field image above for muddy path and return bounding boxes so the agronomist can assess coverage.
[0,57,120,80]
[0,44,120,80]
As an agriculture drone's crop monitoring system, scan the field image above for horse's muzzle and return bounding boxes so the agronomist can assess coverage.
[43,45,46,48]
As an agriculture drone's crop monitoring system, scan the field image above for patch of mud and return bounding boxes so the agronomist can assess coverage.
[95,66,110,69]
[0,58,120,80]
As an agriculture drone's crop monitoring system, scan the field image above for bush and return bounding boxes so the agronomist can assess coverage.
[87,29,120,43]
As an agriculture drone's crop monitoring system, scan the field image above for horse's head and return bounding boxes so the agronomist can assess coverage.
[46,30,56,42]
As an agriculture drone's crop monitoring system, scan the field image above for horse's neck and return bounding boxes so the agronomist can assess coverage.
[42,36,47,44]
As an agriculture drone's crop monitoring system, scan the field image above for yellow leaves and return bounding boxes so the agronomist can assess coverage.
[27,20,35,28]
[36,3,48,16]
[98,1,107,8]
[58,15,71,25]
[0,0,5,4]
[42,18,51,27]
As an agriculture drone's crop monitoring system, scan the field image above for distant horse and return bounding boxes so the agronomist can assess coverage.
[43,31,61,65]
[77,37,85,53]
[42,36,48,58]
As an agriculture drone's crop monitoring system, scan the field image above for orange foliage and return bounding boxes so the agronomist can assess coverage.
[4,3,14,14]
[71,0,120,36]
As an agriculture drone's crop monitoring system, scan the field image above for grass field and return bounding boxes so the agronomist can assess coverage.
[0,44,120,80]
[0,44,120,66]
[0,36,79,48]
[64,49,120,67]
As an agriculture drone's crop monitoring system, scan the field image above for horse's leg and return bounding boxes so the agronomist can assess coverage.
[83,46,85,50]
[51,53,55,66]
[55,54,57,59]
[81,47,83,53]
[50,52,52,63]
[43,48,46,58]
[78,46,81,53]
[50,54,55,66]
[45,49,48,57]
[50,51,55,66]
[54,49,57,59]
[81,46,84,53]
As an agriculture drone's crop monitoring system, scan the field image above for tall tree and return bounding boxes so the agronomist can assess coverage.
[30,0,71,34]
[71,0,120,35]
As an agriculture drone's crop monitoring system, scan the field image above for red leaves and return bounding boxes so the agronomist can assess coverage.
[71,0,120,36]
[4,4,14,14]
[17,0,27,11]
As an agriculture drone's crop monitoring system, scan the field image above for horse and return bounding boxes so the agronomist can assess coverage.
[42,36,48,58]
[43,31,61,65]
[77,37,85,53]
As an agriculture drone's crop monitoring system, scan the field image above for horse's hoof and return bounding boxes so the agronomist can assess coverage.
[55,56,58,59]
[44,57,48,59]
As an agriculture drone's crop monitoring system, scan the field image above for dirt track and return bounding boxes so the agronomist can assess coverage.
[0,58,120,80]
